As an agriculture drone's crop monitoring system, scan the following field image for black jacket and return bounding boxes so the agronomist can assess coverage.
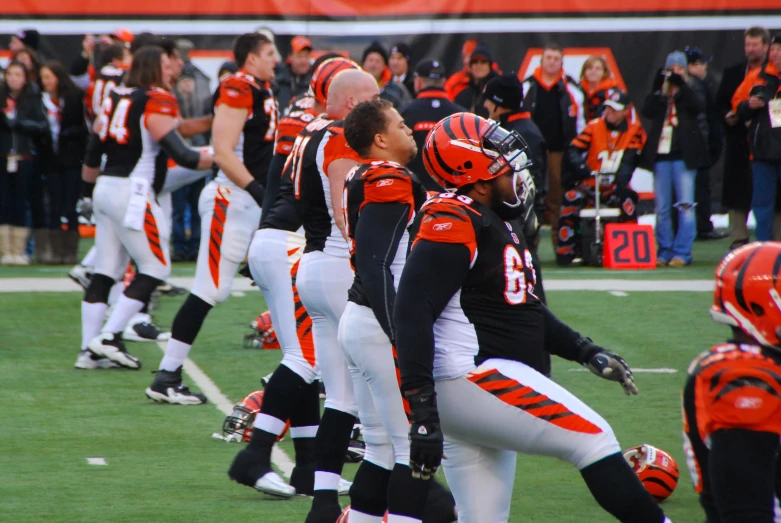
[400,87,466,191]
[0,92,49,158]
[274,64,312,113]
[521,71,586,151]
[39,91,89,171]
[454,70,498,118]
[737,64,781,162]
[640,77,709,170]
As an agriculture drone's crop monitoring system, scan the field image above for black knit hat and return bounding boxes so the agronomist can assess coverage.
[390,43,411,62]
[482,73,523,110]
[362,41,388,65]
[16,29,40,51]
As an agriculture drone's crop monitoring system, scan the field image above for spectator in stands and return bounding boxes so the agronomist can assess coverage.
[445,40,477,101]
[9,30,40,54]
[362,41,392,87]
[0,61,48,265]
[642,51,708,267]
[400,59,464,191]
[685,46,727,241]
[38,61,87,265]
[13,48,40,88]
[454,42,498,117]
[732,34,781,242]
[717,26,771,250]
[275,36,313,110]
[389,42,415,95]
[176,38,211,106]
[579,56,621,122]
[171,72,210,262]
[218,61,238,82]
[522,43,585,250]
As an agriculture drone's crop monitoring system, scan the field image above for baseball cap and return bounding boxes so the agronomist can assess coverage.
[684,46,711,64]
[482,73,524,109]
[113,28,134,45]
[291,36,312,54]
[665,51,688,70]
[603,90,631,111]
[414,60,445,79]
[470,43,493,64]
[390,43,411,62]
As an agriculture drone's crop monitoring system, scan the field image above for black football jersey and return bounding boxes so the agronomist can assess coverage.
[89,64,127,121]
[289,117,362,257]
[97,86,178,194]
[344,161,427,308]
[212,70,278,186]
[414,194,543,378]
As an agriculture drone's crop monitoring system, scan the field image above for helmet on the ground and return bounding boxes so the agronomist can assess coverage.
[222,390,289,442]
[623,444,679,501]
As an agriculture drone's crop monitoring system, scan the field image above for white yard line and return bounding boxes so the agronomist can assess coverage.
[569,367,679,373]
[0,277,713,293]
[154,342,295,478]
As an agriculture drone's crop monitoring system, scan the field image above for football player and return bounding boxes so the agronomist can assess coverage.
[683,242,781,523]
[145,33,278,404]
[394,113,672,523]
[80,45,212,370]
[229,57,360,498]
[556,91,646,266]
[341,99,456,522]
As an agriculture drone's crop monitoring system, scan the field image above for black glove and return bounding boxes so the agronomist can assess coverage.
[651,68,666,91]
[667,73,685,87]
[577,337,639,396]
[406,385,444,480]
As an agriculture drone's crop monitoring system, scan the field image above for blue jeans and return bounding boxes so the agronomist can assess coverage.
[654,160,696,264]
[751,161,781,242]
[171,178,205,257]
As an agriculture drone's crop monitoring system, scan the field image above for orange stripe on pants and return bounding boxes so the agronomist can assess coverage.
[144,203,167,266]
[208,186,230,289]
[290,258,316,366]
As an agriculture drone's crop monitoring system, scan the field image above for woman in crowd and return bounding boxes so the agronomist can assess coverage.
[579,56,622,121]
[0,61,49,265]
[641,51,708,268]
[13,48,41,89]
[38,61,88,264]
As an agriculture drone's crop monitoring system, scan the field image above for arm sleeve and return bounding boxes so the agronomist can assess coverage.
[260,152,287,222]
[540,304,584,362]
[159,130,201,170]
[395,240,471,392]
[355,202,412,343]
[709,428,780,523]
[83,133,102,169]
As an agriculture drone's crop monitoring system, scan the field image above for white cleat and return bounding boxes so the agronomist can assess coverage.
[74,350,119,370]
[88,333,142,370]
[254,471,296,499]
[68,264,93,289]
[338,477,352,496]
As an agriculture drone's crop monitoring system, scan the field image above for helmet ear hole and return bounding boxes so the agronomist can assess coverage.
[751,302,765,316]
[464,161,473,169]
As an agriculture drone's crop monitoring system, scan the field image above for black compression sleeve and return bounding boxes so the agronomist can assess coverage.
[355,202,411,344]
[541,304,585,362]
[394,240,471,392]
[710,428,780,523]
[84,133,102,169]
[159,129,200,170]
[244,180,265,207]
[261,153,286,223]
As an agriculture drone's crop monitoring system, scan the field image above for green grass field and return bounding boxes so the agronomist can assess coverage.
[0,233,734,522]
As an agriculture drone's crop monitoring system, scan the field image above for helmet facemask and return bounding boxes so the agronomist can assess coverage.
[482,122,534,220]
[222,404,255,442]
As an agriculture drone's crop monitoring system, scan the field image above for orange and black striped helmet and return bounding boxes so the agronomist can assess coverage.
[222,390,289,442]
[422,112,531,191]
[623,444,679,502]
[711,242,781,347]
[310,57,361,107]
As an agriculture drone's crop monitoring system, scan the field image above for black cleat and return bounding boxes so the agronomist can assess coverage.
[145,366,207,405]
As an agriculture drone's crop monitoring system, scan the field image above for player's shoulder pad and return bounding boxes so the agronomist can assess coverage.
[361,161,414,206]
[415,193,480,260]
[145,88,178,116]
[216,73,256,109]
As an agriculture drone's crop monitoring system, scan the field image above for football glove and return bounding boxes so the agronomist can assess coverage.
[406,385,443,480]
[578,337,639,396]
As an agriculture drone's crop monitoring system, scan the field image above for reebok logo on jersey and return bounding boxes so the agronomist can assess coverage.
[735,396,763,409]
[417,426,428,435]
[433,222,452,231]
[377,179,394,187]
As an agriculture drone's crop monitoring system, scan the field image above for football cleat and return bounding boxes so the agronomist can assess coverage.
[74,349,119,370]
[124,313,171,342]
[338,477,352,496]
[623,444,680,501]
[228,447,295,499]
[88,333,142,370]
[156,281,188,296]
[68,264,93,290]
[345,424,365,463]
[260,371,274,388]
[146,366,207,405]
[222,390,290,442]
